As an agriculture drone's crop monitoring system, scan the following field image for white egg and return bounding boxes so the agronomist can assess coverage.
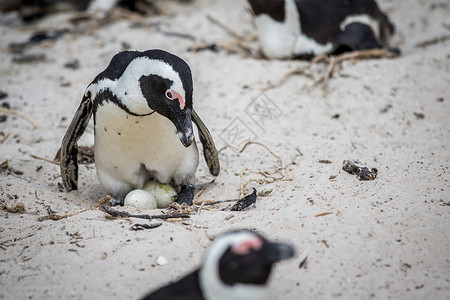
[123,189,157,209]
[143,181,177,208]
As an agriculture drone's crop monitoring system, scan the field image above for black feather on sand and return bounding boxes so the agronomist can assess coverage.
[231,188,257,211]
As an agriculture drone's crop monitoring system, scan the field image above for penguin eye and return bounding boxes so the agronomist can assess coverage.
[164,89,185,110]
[165,90,173,99]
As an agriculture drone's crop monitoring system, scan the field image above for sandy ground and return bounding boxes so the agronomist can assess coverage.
[0,0,449,299]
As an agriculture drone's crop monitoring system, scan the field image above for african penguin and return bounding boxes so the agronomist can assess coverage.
[60,49,220,206]
[142,230,295,300]
[247,0,399,59]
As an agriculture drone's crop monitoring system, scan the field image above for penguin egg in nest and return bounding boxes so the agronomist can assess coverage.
[143,181,177,208]
[124,189,157,209]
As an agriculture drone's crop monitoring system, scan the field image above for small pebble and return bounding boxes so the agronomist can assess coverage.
[156,256,168,266]
[64,59,80,70]
[0,89,8,100]
[12,53,46,64]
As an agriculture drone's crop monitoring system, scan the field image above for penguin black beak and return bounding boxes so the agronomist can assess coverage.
[171,108,194,147]
[264,241,295,263]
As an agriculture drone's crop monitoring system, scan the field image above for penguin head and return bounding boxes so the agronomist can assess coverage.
[93,50,195,147]
[199,230,295,300]
[138,69,193,147]
[137,50,194,147]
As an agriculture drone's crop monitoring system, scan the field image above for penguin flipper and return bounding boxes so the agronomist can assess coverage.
[60,93,93,192]
[192,109,220,176]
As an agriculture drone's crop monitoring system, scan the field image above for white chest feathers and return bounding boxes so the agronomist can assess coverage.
[254,0,301,59]
[254,0,333,58]
[94,101,198,198]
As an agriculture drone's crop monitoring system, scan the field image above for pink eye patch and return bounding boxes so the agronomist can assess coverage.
[231,236,263,255]
[165,89,185,110]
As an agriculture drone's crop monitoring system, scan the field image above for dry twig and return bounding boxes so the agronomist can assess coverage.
[192,189,205,203]
[189,40,261,59]
[101,205,190,220]
[0,132,11,144]
[206,14,245,41]
[264,48,396,95]
[0,108,38,129]
[194,198,240,206]
[234,141,290,197]
[29,154,59,165]
[193,189,258,212]
[188,15,262,59]
[322,55,336,97]
[415,35,450,48]
[38,195,111,221]
[314,212,333,217]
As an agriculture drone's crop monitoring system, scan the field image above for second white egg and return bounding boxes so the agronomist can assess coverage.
[143,181,177,208]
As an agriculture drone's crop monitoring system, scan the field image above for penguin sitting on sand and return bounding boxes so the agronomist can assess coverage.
[247,0,399,59]
[60,49,220,206]
[142,230,295,300]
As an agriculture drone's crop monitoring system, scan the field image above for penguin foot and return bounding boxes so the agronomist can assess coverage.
[387,46,401,56]
[176,185,195,206]
[109,197,124,206]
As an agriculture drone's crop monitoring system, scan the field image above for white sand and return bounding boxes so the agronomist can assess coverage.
[0,0,449,299]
